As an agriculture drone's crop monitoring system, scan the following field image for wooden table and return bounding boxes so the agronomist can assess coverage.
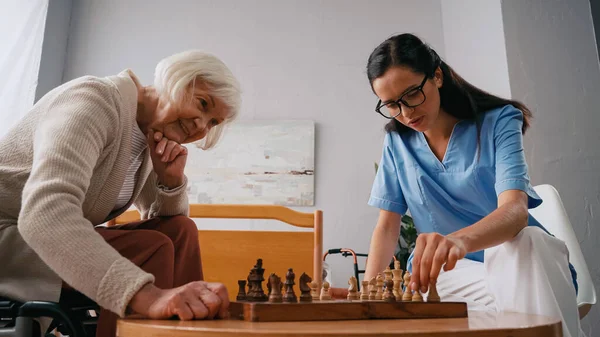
[117,311,562,337]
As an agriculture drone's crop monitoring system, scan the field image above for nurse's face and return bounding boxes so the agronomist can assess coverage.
[372,66,443,132]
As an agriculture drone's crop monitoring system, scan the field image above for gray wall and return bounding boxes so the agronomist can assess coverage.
[35,0,72,102]
[502,0,600,334]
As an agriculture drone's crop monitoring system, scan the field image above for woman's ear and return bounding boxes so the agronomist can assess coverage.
[434,67,443,88]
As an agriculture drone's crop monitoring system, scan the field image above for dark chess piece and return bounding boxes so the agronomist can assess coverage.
[268,273,283,303]
[383,279,396,302]
[299,273,313,302]
[236,280,247,301]
[283,268,298,303]
[247,258,268,302]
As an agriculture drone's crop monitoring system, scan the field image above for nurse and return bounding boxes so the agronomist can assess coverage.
[364,33,582,337]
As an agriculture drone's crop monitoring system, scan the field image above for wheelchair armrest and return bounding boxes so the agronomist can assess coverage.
[18,301,85,337]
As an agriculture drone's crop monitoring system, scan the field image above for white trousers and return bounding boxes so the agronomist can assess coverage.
[432,226,583,337]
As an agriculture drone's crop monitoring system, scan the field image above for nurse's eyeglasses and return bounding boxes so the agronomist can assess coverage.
[375,75,428,119]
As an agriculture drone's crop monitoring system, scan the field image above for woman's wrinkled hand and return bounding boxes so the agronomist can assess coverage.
[147,131,187,189]
[129,281,230,320]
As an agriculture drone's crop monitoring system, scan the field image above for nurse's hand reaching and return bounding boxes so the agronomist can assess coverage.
[410,233,467,294]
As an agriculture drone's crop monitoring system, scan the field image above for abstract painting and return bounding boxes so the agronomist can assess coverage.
[183,120,315,206]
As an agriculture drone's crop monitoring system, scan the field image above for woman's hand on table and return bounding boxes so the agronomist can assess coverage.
[129,281,230,320]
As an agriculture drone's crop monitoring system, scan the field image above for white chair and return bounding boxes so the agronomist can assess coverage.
[528,184,597,319]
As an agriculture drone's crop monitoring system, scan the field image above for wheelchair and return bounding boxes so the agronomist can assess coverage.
[0,290,99,337]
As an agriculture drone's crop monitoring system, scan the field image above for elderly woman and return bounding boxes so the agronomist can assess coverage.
[0,51,241,336]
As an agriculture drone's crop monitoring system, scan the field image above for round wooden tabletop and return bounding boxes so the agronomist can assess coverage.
[117,311,562,337]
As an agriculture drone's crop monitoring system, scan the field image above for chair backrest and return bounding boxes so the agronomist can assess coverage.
[528,184,597,311]
[109,204,323,301]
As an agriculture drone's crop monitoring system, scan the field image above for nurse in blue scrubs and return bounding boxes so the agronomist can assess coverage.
[364,33,582,337]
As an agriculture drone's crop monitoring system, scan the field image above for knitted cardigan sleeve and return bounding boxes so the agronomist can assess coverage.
[18,78,154,317]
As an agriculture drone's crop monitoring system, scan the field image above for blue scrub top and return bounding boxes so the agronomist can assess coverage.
[368,105,578,293]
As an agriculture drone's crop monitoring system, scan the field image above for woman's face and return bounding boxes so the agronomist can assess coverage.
[372,66,443,132]
[149,79,230,144]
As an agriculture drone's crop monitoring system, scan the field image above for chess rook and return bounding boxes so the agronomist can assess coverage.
[236,280,247,301]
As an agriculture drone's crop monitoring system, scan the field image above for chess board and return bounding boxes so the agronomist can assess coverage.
[229,300,468,322]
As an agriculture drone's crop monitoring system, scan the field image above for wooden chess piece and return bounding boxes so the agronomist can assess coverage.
[375,273,384,300]
[309,281,320,301]
[299,273,313,302]
[412,289,423,302]
[236,280,247,301]
[402,271,412,301]
[247,258,268,301]
[383,279,395,302]
[283,268,298,303]
[360,280,369,301]
[268,274,283,303]
[347,276,360,301]
[320,281,332,301]
[383,266,393,282]
[427,281,441,302]
[368,277,377,300]
[392,269,403,300]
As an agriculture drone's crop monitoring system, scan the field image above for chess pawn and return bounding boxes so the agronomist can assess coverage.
[368,277,377,300]
[320,281,332,301]
[375,273,384,300]
[236,280,247,301]
[347,276,360,301]
[427,281,441,302]
[283,268,298,303]
[412,289,423,302]
[360,280,369,301]
[383,279,396,302]
[383,266,393,282]
[402,272,412,301]
[309,281,320,301]
[268,274,283,303]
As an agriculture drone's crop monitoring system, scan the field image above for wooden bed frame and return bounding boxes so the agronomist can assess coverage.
[108,205,323,301]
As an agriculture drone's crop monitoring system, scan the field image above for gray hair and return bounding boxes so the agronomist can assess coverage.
[154,51,241,149]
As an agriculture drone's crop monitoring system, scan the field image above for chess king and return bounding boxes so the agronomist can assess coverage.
[332,33,582,337]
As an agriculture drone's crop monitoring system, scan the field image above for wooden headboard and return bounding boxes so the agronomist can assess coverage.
[108,204,323,301]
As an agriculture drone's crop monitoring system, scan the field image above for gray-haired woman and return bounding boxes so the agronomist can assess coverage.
[0,50,241,336]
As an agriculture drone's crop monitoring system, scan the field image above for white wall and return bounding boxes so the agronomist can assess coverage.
[441,0,511,98]
[63,0,447,286]
[502,0,600,334]
[61,0,511,288]
[0,0,48,138]
[35,0,72,102]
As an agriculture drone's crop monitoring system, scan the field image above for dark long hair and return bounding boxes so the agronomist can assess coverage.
[367,33,532,135]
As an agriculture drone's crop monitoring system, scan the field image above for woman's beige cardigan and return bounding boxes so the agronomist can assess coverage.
[0,70,189,317]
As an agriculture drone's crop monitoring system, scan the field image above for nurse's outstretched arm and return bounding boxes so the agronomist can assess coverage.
[410,189,529,294]
[364,210,403,281]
